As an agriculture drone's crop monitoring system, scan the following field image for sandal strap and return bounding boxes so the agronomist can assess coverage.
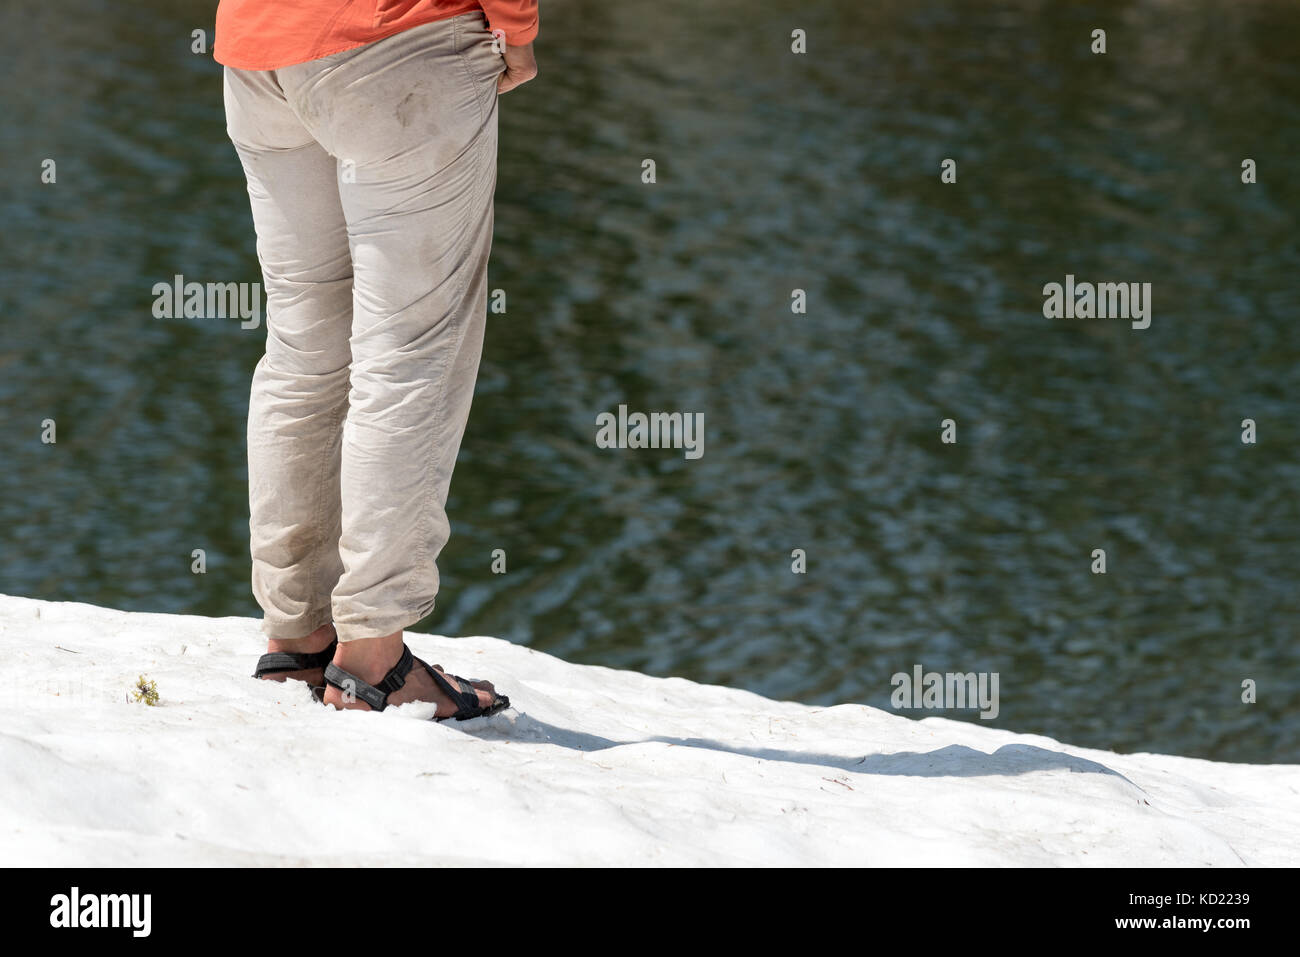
[253,638,338,678]
[323,645,415,712]
[420,661,489,718]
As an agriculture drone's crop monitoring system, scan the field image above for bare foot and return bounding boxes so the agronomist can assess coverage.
[322,631,504,719]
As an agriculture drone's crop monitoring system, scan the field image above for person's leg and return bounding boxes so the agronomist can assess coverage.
[276,14,506,711]
[224,66,353,659]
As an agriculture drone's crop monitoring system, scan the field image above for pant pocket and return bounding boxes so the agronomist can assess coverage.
[454,13,507,116]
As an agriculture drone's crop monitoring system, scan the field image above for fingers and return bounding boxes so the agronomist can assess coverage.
[497,69,534,95]
[497,41,538,95]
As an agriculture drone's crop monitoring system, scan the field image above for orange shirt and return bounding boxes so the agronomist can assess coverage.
[214,0,539,71]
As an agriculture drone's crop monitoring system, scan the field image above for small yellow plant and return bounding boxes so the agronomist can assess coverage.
[132,675,159,706]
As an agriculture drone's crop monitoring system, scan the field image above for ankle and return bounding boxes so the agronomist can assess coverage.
[331,631,405,685]
[267,621,336,655]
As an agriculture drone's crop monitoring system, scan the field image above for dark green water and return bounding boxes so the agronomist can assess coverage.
[2,1,1297,762]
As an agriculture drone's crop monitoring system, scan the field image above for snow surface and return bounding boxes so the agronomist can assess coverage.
[1,594,1296,866]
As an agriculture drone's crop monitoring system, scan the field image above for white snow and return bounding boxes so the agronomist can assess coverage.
[1,593,1296,866]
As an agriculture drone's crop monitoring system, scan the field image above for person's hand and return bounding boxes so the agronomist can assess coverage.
[497,40,537,94]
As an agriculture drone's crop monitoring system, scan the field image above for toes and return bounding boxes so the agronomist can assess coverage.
[411,661,506,715]
[433,665,498,703]
[467,677,498,705]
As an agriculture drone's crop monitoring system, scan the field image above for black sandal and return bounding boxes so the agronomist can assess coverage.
[322,644,510,721]
[253,638,338,690]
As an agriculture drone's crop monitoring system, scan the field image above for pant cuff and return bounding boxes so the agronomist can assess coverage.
[333,610,429,643]
[261,606,334,641]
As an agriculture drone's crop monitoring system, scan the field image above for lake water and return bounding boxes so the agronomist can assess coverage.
[1,0,1297,762]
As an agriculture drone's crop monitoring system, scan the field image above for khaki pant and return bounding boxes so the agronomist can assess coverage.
[223,13,503,642]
